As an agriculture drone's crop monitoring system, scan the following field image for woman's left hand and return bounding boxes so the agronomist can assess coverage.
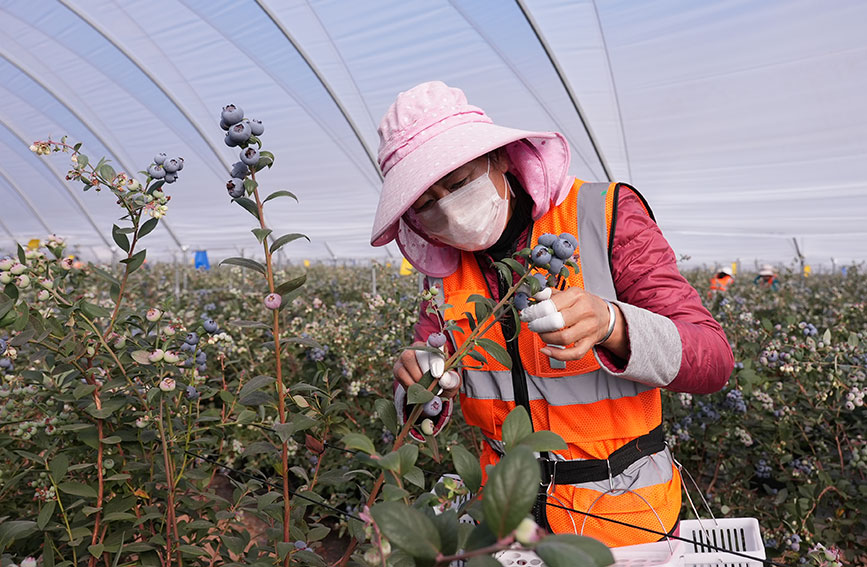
[520,287,628,361]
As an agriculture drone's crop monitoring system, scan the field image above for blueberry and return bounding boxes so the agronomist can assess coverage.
[240,147,260,166]
[203,319,218,334]
[228,121,252,144]
[0,358,11,369]
[532,273,548,289]
[0,338,5,353]
[552,238,576,260]
[164,173,177,184]
[185,332,199,345]
[559,233,577,248]
[537,233,557,247]
[427,332,446,348]
[224,133,238,147]
[153,153,167,165]
[547,257,564,277]
[230,161,249,179]
[176,157,184,171]
[221,104,244,126]
[196,351,207,364]
[180,342,195,352]
[163,158,181,174]
[422,396,443,417]
[185,385,199,400]
[514,291,530,311]
[531,245,552,268]
[227,178,245,199]
[249,119,264,136]
[219,119,231,131]
[147,164,166,179]
[197,363,207,373]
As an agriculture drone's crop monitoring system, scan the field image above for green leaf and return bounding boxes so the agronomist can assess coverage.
[80,301,111,319]
[375,398,399,434]
[243,178,258,194]
[76,153,88,167]
[500,258,526,277]
[101,436,123,444]
[73,383,96,399]
[275,274,306,295]
[849,332,860,348]
[501,406,533,451]
[469,294,493,325]
[451,445,482,493]
[111,225,130,253]
[341,433,376,455]
[177,545,208,557]
[481,445,538,538]
[232,196,260,220]
[382,484,409,501]
[370,502,441,560]
[407,383,434,405]
[377,451,401,473]
[263,190,298,203]
[238,375,275,405]
[0,520,37,552]
[403,466,425,489]
[16,244,26,264]
[518,430,568,452]
[475,338,512,369]
[270,233,309,254]
[37,501,56,530]
[822,328,831,344]
[251,228,272,243]
[88,543,105,558]
[397,444,419,474]
[219,256,266,276]
[138,217,159,239]
[120,249,146,274]
[534,534,615,567]
[99,164,116,181]
[58,481,98,499]
[49,454,69,481]
[467,556,503,567]
[130,350,151,365]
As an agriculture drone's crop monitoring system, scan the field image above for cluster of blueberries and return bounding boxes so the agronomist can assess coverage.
[220,104,264,199]
[513,232,578,311]
[723,389,747,413]
[799,321,819,336]
[146,153,185,184]
[754,458,773,479]
[178,319,218,372]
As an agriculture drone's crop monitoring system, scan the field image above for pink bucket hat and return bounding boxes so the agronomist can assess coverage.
[371,81,572,277]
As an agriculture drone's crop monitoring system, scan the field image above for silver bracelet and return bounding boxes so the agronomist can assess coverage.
[596,300,617,345]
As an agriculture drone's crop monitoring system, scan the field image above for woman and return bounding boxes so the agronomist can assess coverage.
[370,81,733,547]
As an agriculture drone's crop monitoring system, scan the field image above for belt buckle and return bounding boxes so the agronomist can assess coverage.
[540,459,557,488]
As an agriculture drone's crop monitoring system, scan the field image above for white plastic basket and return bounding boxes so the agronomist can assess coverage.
[495,518,765,567]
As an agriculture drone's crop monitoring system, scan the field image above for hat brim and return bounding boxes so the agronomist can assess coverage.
[371,122,563,246]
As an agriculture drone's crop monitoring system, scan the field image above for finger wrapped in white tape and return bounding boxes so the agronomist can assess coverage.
[437,370,460,390]
[527,312,566,333]
[415,347,445,378]
[519,295,566,333]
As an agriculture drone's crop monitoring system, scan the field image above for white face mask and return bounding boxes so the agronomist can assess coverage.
[416,159,510,251]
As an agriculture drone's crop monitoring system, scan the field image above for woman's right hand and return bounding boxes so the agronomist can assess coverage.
[393,341,461,398]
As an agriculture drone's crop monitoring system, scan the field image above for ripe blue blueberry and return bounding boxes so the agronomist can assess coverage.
[548,257,564,277]
[427,332,447,348]
[219,119,230,131]
[532,273,549,289]
[227,179,245,199]
[196,351,207,364]
[249,119,264,136]
[531,245,552,268]
[221,104,244,126]
[185,332,199,345]
[514,291,530,311]
[559,233,577,248]
[0,358,11,369]
[185,385,199,400]
[203,319,218,334]
[224,133,238,147]
[147,164,166,179]
[0,338,6,354]
[422,395,443,417]
[176,157,184,171]
[153,153,167,165]
[552,238,576,260]
[163,158,181,174]
[197,363,207,373]
[180,342,194,352]
[240,147,260,166]
[228,121,252,144]
[164,173,177,184]
[230,161,249,179]
[537,233,557,247]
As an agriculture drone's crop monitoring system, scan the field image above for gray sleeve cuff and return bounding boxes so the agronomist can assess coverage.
[593,301,682,388]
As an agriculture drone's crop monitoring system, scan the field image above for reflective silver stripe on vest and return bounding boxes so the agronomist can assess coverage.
[577,182,617,301]
[462,368,646,404]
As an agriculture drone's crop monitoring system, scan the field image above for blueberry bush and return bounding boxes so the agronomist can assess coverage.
[0,115,863,567]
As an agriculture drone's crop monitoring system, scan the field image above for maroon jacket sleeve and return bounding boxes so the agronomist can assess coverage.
[599,187,733,394]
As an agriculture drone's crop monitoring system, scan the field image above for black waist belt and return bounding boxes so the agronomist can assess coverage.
[538,425,666,486]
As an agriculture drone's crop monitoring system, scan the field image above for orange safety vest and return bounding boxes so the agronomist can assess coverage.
[709,274,733,294]
[430,180,681,547]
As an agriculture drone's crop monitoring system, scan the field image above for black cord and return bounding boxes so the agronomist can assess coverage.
[183,449,363,522]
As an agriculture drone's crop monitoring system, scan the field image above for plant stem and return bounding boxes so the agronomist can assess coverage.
[249,170,292,565]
